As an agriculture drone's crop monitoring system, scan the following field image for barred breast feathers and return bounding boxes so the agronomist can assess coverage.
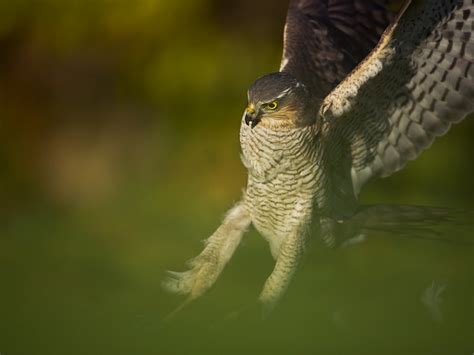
[240,122,323,249]
[240,122,320,182]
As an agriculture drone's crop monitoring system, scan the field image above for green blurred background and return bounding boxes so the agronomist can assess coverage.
[0,1,473,354]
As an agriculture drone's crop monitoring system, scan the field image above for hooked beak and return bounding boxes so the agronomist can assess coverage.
[244,105,260,129]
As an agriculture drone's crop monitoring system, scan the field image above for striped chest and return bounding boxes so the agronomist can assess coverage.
[239,122,322,247]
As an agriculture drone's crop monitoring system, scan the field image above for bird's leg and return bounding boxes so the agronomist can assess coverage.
[163,202,251,300]
[259,230,306,311]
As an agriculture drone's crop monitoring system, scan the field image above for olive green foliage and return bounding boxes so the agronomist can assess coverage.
[0,1,473,354]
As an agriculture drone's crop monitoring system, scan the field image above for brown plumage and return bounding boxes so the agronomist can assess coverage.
[164,0,474,311]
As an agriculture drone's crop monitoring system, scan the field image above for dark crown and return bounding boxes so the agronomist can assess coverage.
[248,72,304,103]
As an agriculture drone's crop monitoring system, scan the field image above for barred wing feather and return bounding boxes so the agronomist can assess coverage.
[320,0,474,196]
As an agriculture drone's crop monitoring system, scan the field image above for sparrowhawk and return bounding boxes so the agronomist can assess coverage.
[164,0,474,310]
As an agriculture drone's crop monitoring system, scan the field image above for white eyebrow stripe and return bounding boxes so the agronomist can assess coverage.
[275,87,292,99]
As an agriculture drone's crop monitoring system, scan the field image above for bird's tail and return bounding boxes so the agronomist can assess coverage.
[347,204,474,245]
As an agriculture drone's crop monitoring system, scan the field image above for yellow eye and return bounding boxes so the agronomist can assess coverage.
[265,101,278,110]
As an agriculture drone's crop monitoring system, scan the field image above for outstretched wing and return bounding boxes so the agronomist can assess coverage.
[281,0,401,99]
[320,0,474,199]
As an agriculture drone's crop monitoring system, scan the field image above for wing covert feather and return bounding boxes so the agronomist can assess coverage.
[320,0,474,196]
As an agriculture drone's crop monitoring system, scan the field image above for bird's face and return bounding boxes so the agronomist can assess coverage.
[244,72,313,129]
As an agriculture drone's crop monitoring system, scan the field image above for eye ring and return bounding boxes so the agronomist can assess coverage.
[265,101,278,110]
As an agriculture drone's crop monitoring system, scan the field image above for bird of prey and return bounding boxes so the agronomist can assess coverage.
[163,0,474,309]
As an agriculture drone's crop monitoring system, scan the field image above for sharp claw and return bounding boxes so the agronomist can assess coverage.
[162,270,194,295]
[186,256,201,268]
[163,296,195,323]
[166,270,184,279]
[161,277,179,293]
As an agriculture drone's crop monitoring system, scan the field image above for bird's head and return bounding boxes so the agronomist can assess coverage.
[244,72,314,129]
